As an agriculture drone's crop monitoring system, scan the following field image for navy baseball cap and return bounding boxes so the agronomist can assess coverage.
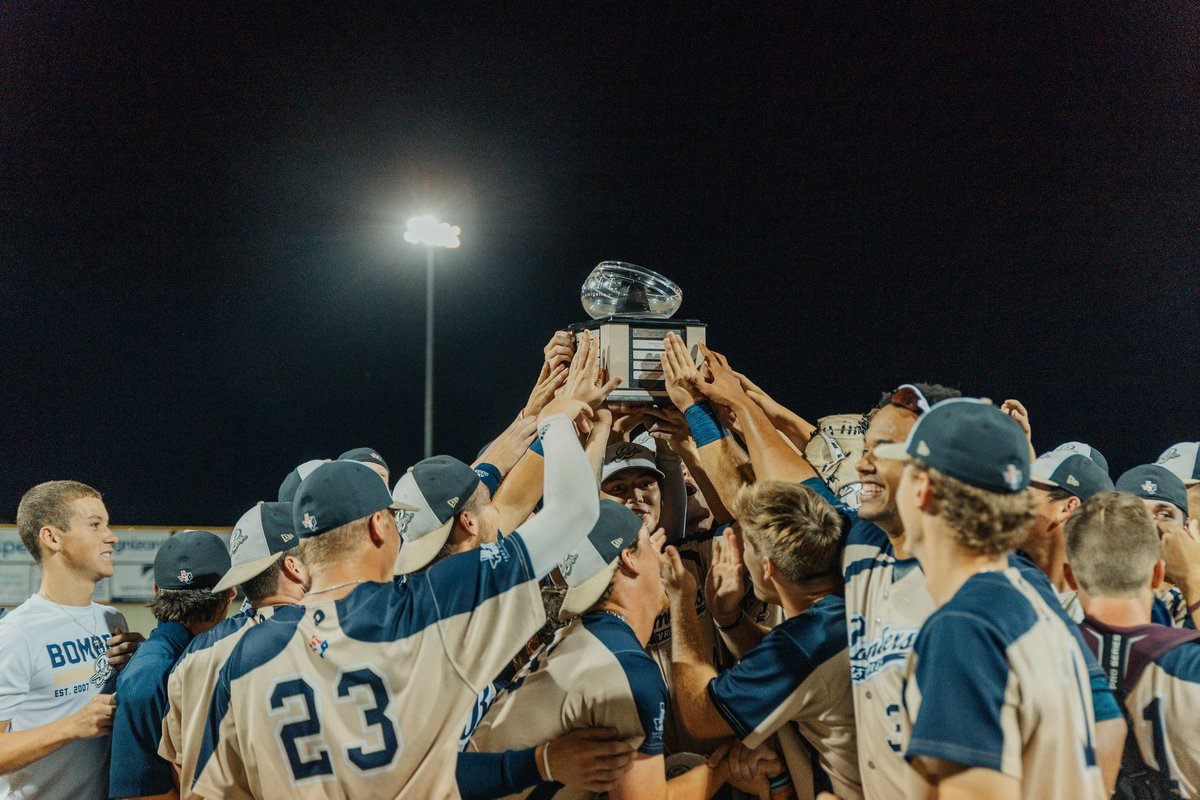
[874,398,1030,493]
[1051,442,1110,475]
[338,447,389,474]
[1030,451,1114,501]
[1156,442,1200,487]
[278,459,328,503]
[559,500,645,619]
[1115,465,1189,517]
[391,456,483,574]
[294,461,416,539]
[213,502,298,593]
[155,530,231,591]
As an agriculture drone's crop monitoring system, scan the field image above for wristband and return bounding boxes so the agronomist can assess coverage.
[474,463,502,496]
[529,438,545,457]
[542,739,554,783]
[715,609,745,632]
[684,402,727,447]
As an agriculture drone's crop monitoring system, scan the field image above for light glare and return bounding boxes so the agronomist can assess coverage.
[404,215,461,248]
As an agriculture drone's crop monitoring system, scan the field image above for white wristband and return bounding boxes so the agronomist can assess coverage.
[543,739,554,783]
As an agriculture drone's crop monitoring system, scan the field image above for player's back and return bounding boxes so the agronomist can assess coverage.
[903,569,1106,800]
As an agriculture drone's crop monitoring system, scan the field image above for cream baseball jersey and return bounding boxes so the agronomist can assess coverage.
[159,606,278,797]
[466,611,669,800]
[902,569,1106,800]
[1079,617,1200,797]
[194,535,544,800]
[707,594,862,800]
[801,478,1120,800]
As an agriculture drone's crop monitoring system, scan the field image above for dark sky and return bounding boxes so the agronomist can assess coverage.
[3,4,1197,524]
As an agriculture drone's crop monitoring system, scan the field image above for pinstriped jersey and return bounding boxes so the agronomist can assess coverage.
[159,606,277,798]
[194,534,544,800]
[466,612,668,800]
[707,595,862,800]
[902,569,1106,799]
[1079,617,1200,797]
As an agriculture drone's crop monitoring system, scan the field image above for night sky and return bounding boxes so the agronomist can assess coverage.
[3,4,1197,524]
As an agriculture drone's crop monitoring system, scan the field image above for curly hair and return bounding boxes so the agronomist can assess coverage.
[919,465,1034,555]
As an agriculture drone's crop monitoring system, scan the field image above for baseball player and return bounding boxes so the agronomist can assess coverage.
[468,501,745,799]
[337,447,390,485]
[0,481,144,800]
[1116,464,1196,628]
[662,480,861,800]
[194,396,601,798]
[158,501,311,797]
[1066,491,1200,797]
[109,530,233,800]
[277,459,328,503]
[875,398,1106,798]
[1157,441,1200,520]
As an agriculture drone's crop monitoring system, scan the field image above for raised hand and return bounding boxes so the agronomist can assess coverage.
[562,331,621,411]
[1000,399,1035,459]
[524,362,569,418]
[543,330,576,371]
[660,332,705,412]
[643,406,697,461]
[692,343,751,408]
[476,414,539,475]
[541,727,634,793]
[1162,519,1200,599]
[705,529,746,627]
[660,544,698,601]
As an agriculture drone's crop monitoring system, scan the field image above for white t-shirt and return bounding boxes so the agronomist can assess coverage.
[0,595,127,800]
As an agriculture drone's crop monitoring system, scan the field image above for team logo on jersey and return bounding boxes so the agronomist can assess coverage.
[1142,480,1158,494]
[302,512,318,532]
[480,541,507,569]
[560,553,578,576]
[653,702,666,734]
[230,528,247,555]
[1003,464,1023,491]
[848,616,918,684]
[309,635,328,658]
[178,569,194,585]
[281,533,294,543]
[89,653,113,688]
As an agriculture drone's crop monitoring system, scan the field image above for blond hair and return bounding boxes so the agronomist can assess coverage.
[733,480,843,584]
[298,517,370,569]
[16,481,102,564]
[918,466,1033,555]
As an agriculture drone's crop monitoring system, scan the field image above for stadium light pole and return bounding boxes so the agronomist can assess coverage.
[404,215,461,459]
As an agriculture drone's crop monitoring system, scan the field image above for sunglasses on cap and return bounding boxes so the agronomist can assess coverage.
[890,384,931,415]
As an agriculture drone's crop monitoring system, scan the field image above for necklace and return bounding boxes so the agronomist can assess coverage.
[306,579,366,597]
[38,590,113,688]
[600,609,631,628]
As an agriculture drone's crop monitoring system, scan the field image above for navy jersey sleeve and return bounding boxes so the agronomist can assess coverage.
[109,662,174,797]
[418,534,536,621]
[1011,552,1121,723]
[615,650,669,756]
[905,611,1010,772]
[708,627,812,741]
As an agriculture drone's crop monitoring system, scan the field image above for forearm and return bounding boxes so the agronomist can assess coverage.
[730,398,816,484]
[518,414,600,577]
[716,615,768,660]
[695,439,753,513]
[493,449,545,535]
[0,719,76,775]
[656,450,687,541]
[766,408,817,452]
[670,597,731,740]
[677,449,733,525]
[1095,717,1126,796]
[666,760,727,800]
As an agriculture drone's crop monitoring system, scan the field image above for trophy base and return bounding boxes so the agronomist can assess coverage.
[568,317,706,404]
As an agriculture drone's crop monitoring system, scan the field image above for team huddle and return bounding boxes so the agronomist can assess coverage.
[2,329,1199,800]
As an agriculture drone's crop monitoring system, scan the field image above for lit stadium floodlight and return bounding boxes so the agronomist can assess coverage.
[404,215,461,458]
[404,215,461,248]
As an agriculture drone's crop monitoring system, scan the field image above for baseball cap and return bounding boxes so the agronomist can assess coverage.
[1051,442,1110,475]
[873,398,1030,493]
[1029,451,1114,501]
[155,530,232,591]
[294,461,416,539]
[1156,442,1200,487]
[1115,465,1189,517]
[391,456,482,574]
[278,459,328,503]
[338,447,389,473]
[558,500,645,619]
[213,502,299,593]
[601,442,665,484]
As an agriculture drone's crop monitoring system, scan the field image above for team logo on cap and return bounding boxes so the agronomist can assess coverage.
[281,533,294,543]
[447,496,459,509]
[611,538,624,549]
[1160,448,1180,463]
[230,528,247,555]
[302,512,318,532]
[561,553,578,577]
[613,443,642,461]
[1003,465,1023,491]
[370,452,381,460]
[916,441,931,457]
[394,509,415,536]
[1066,475,1080,487]
[178,569,194,585]
[1142,480,1158,494]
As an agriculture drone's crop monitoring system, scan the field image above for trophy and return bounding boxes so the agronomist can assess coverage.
[568,261,706,404]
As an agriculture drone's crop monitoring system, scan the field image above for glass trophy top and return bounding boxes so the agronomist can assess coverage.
[580,261,682,320]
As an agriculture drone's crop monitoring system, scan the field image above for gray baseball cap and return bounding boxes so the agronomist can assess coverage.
[1030,451,1114,502]
[601,442,664,484]
[558,500,645,619]
[213,502,298,593]
[391,456,482,575]
[1156,443,1200,487]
